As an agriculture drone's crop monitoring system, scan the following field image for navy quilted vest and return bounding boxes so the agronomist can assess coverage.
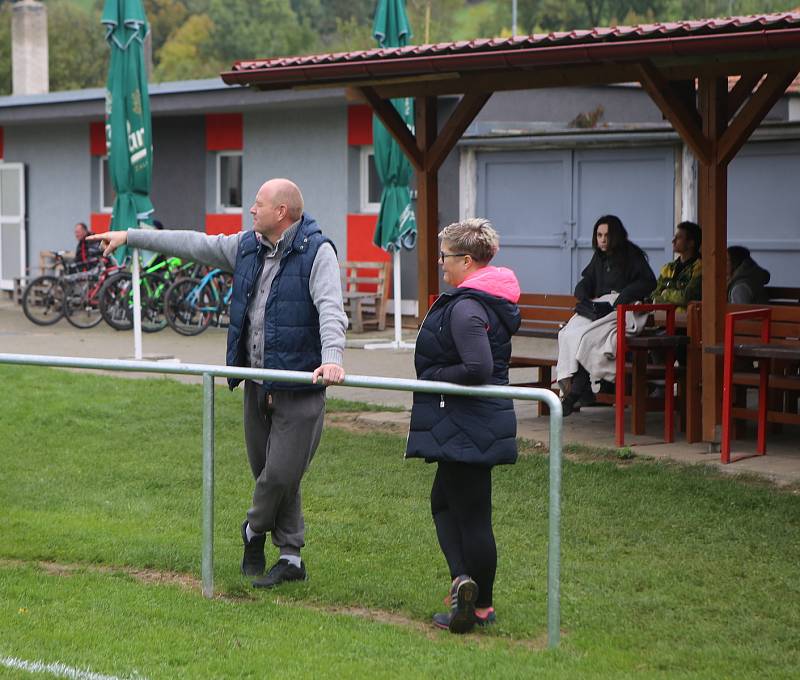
[405,288,521,467]
[226,214,334,392]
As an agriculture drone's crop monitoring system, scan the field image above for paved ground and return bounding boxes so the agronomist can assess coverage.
[2,296,798,485]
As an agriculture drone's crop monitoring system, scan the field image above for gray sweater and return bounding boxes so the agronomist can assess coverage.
[127,226,347,368]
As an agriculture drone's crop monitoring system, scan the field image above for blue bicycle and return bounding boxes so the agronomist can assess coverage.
[164,268,233,336]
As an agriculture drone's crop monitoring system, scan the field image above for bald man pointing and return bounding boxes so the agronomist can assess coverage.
[91,178,347,588]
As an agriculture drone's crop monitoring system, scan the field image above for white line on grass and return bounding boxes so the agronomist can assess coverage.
[0,655,147,680]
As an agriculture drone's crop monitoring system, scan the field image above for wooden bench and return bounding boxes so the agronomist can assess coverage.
[764,286,800,305]
[703,304,800,462]
[341,261,390,333]
[508,294,688,437]
[508,294,576,414]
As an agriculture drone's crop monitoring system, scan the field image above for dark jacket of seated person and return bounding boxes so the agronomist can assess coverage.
[727,246,770,304]
[574,241,657,307]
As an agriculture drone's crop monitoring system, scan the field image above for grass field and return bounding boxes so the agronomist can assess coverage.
[1,365,799,679]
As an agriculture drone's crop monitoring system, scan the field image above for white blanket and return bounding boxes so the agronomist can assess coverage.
[556,293,650,392]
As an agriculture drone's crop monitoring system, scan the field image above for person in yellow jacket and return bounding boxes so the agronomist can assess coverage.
[652,221,702,311]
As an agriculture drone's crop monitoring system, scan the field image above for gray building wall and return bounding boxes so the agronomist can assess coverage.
[4,122,91,269]
[475,86,664,126]
[243,104,348,249]
[472,84,787,128]
[151,115,206,230]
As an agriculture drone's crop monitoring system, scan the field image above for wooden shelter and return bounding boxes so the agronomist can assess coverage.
[222,13,800,443]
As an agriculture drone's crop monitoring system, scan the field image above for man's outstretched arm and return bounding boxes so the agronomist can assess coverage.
[88,229,241,273]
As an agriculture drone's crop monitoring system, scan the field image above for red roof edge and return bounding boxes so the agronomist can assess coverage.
[221,14,800,90]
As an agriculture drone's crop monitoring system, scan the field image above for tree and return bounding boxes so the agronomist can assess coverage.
[314,0,375,38]
[144,0,189,59]
[152,14,222,82]
[0,4,10,95]
[48,0,107,92]
[207,0,314,63]
[325,16,374,53]
[406,0,465,43]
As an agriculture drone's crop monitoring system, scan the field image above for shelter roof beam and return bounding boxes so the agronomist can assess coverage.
[358,86,424,172]
[426,91,491,173]
[636,60,710,165]
[726,72,764,121]
[718,66,800,166]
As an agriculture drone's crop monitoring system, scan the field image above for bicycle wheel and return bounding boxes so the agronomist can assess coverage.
[165,277,213,336]
[63,276,103,328]
[99,272,133,331]
[141,272,168,333]
[22,275,65,325]
[213,271,233,328]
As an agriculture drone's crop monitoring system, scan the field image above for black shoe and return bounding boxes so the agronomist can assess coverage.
[561,393,579,417]
[433,576,478,634]
[576,386,596,408]
[240,521,266,577]
[251,558,307,589]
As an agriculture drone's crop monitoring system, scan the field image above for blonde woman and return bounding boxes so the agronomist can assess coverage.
[406,218,521,634]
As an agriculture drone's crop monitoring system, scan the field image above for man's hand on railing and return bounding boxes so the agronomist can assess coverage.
[312,363,345,385]
[87,231,128,257]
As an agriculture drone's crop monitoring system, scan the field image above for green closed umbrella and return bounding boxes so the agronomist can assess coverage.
[372,0,416,254]
[368,0,416,349]
[102,0,154,253]
[102,0,154,358]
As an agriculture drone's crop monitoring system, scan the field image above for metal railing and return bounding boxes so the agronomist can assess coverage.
[0,352,563,648]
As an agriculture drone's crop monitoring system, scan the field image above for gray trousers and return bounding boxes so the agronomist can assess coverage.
[243,380,326,556]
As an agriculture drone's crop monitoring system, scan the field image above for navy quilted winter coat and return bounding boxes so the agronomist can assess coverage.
[405,285,521,466]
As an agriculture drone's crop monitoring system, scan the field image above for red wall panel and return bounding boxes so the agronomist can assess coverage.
[89,122,106,156]
[90,213,112,232]
[347,105,373,146]
[346,213,387,261]
[206,113,243,151]
[346,213,390,294]
[205,213,242,235]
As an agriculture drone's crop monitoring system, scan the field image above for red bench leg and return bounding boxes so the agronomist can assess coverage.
[631,352,647,435]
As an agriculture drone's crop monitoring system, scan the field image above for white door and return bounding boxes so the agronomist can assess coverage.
[0,163,26,291]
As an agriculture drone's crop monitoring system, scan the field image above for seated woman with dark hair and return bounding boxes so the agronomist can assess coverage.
[556,214,656,415]
[727,246,770,304]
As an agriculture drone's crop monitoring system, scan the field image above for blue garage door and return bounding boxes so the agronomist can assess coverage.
[729,140,800,287]
[477,146,675,294]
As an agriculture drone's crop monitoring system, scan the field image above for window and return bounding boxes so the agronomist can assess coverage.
[99,156,115,212]
[217,152,243,212]
[360,146,383,213]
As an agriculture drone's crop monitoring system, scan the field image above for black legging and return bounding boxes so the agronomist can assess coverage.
[430,461,496,608]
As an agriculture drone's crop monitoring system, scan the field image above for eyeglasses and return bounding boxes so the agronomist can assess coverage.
[439,251,468,263]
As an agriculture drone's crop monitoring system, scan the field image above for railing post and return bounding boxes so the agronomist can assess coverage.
[548,397,563,649]
[202,372,215,598]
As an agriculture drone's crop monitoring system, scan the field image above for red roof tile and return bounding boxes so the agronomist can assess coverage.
[229,12,800,73]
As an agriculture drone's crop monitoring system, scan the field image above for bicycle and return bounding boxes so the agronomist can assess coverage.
[22,252,121,328]
[164,268,233,336]
[98,256,197,332]
[61,257,126,328]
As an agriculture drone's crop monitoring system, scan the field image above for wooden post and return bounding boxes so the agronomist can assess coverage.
[416,96,439,321]
[698,76,728,444]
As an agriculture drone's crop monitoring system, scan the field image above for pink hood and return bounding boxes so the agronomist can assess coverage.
[459,266,520,303]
